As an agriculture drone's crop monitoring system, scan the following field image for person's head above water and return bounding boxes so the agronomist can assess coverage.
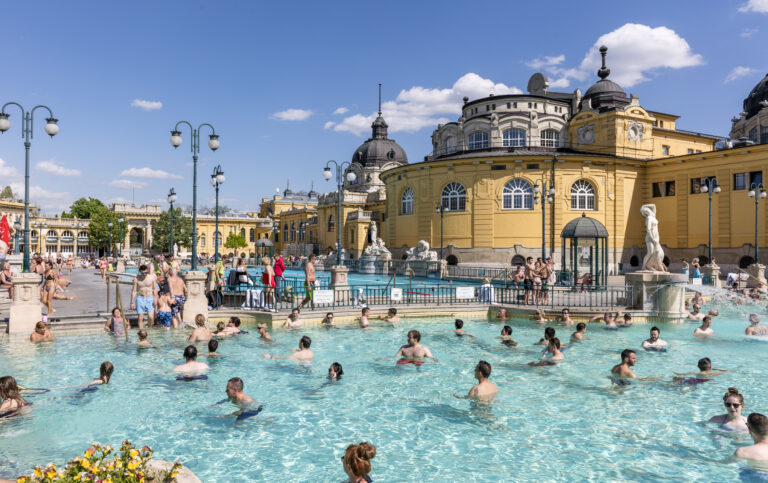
[362,307,370,316]
[475,360,491,379]
[697,357,712,371]
[290,308,300,319]
[747,413,768,439]
[216,321,226,332]
[702,316,712,327]
[299,335,311,349]
[208,339,219,353]
[692,303,701,313]
[407,330,421,344]
[749,313,760,325]
[548,337,561,351]
[501,325,513,336]
[34,321,47,333]
[649,326,660,341]
[226,377,244,397]
[329,362,344,379]
[0,376,23,405]
[723,387,745,407]
[99,361,114,384]
[138,330,147,341]
[388,308,397,316]
[195,314,206,327]
[562,308,570,315]
[621,349,636,365]
[183,345,198,361]
[576,322,586,332]
[455,319,464,329]
[544,327,555,339]
[228,317,241,327]
[343,442,376,480]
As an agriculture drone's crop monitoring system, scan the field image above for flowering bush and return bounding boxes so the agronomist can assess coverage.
[16,440,182,483]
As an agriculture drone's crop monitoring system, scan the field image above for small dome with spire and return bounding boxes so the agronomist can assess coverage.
[580,46,630,112]
[351,84,408,168]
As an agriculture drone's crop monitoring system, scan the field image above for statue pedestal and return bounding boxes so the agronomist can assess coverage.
[330,265,350,305]
[8,273,43,334]
[701,264,721,288]
[626,271,688,319]
[747,263,767,288]
[403,260,446,278]
[358,256,376,274]
[181,271,208,326]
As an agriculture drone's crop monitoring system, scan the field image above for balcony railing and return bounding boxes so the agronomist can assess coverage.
[347,210,380,222]
[430,140,565,159]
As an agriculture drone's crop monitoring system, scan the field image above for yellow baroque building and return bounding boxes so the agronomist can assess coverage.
[378,47,768,275]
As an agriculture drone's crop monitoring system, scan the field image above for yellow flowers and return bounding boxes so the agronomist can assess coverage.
[127,460,139,471]
[32,468,42,478]
[129,448,139,458]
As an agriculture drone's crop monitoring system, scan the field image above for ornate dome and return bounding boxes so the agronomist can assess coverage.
[351,113,408,168]
[744,73,768,119]
[580,46,630,112]
[561,213,609,238]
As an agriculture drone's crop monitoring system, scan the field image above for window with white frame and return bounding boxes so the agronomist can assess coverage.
[467,131,489,150]
[570,180,596,210]
[502,179,534,209]
[503,129,526,147]
[401,187,414,215]
[540,129,559,147]
[441,182,466,212]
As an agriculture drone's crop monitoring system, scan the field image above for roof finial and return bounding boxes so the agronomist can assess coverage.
[378,83,382,116]
[597,45,610,80]
[286,179,290,190]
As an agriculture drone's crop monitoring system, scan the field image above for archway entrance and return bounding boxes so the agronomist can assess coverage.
[129,227,145,256]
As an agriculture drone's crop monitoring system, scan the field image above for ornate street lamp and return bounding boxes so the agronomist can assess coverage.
[748,183,767,264]
[434,203,445,260]
[533,177,556,260]
[210,165,225,262]
[0,102,59,272]
[700,178,721,264]
[323,161,356,265]
[13,219,22,255]
[167,188,177,253]
[170,121,219,270]
[107,221,113,259]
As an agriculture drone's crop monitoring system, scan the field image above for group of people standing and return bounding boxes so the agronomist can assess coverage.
[506,256,555,305]
[128,254,188,330]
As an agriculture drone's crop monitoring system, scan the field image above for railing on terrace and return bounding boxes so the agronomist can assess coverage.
[211,278,632,312]
[430,143,563,159]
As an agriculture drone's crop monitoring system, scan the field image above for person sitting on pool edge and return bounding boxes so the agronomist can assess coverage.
[29,321,54,343]
[694,316,714,337]
[0,376,28,413]
[328,362,344,381]
[467,360,498,400]
[500,326,517,346]
[454,319,474,337]
[746,314,768,336]
[284,308,302,329]
[188,314,213,343]
[263,336,314,360]
[735,413,768,478]
[173,346,210,375]
[673,357,727,385]
[342,442,376,483]
[611,349,659,383]
[395,330,437,364]
[530,338,564,366]
[571,322,587,342]
[359,307,371,328]
[641,326,668,351]
[710,387,748,431]
[380,307,400,324]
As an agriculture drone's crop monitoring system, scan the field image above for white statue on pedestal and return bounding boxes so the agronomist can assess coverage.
[406,240,438,261]
[640,204,667,272]
[173,243,179,258]
[363,221,391,258]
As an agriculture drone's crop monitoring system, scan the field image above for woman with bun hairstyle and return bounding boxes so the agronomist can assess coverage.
[342,442,376,482]
[709,387,748,431]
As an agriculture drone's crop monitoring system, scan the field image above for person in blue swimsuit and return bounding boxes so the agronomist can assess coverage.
[211,377,261,421]
[342,442,376,483]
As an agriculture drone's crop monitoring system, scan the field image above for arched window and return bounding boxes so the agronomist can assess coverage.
[467,131,489,150]
[570,180,595,210]
[327,215,335,232]
[511,255,526,266]
[240,228,245,237]
[249,228,255,242]
[46,230,58,242]
[503,129,526,147]
[441,182,466,212]
[401,187,414,215]
[540,129,559,147]
[502,179,533,210]
[290,222,296,242]
[200,234,206,247]
[443,136,457,155]
[77,231,88,239]
[446,255,459,266]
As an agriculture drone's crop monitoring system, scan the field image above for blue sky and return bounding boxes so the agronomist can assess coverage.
[0,0,765,214]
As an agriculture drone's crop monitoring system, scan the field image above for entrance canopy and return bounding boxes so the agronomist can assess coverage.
[560,213,608,286]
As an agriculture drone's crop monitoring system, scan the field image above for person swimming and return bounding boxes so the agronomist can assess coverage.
[202,339,224,358]
[746,314,768,336]
[735,413,768,478]
[641,326,668,351]
[500,326,517,347]
[0,376,29,415]
[342,442,376,483]
[610,349,659,383]
[173,346,210,375]
[673,357,727,385]
[694,316,714,337]
[210,377,261,421]
[530,338,564,366]
[454,319,474,337]
[536,327,555,345]
[328,362,344,381]
[709,387,748,431]
[395,330,437,364]
[257,322,273,341]
[571,322,587,342]
[263,336,314,361]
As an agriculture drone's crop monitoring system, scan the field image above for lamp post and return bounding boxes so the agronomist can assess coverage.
[323,160,356,265]
[0,102,59,272]
[533,177,556,259]
[300,221,307,258]
[434,203,445,260]
[210,165,225,262]
[13,219,22,255]
[169,121,220,270]
[108,221,113,259]
[700,178,721,264]
[73,221,79,260]
[748,183,767,264]
[167,188,177,253]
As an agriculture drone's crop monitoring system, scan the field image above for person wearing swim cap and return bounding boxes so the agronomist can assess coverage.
[467,361,498,400]
[746,314,768,336]
[735,413,768,478]
[641,326,668,351]
[395,330,437,364]
[263,336,314,360]
[173,346,209,374]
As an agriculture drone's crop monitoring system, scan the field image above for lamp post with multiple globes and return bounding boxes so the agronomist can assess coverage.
[323,161,356,266]
[210,165,225,262]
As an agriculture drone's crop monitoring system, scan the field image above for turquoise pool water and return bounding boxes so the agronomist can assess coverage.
[2,302,766,481]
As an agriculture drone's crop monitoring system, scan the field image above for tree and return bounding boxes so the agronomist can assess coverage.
[152,208,193,252]
[0,186,14,200]
[88,207,127,250]
[62,197,106,219]
[224,233,248,250]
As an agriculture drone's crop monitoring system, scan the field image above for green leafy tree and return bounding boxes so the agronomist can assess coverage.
[88,207,127,250]
[62,197,106,219]
[152,208,193,252]
[224,233,248,250]
[0,186,14,200]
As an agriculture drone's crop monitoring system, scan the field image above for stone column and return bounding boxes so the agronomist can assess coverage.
[181,270,208,326]
[747,263,767,288]
[329,265,350,305]
[701,264,721,288]
[8,273,43,334]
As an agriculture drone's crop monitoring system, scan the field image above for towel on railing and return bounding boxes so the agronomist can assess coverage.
[477,284,495,304]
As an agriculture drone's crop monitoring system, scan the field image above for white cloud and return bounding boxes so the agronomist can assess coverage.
[35,160,81,177]
[270,109,313,121]
[0,157,21,179]
[725,66,758,83]
[739,0,768,13]
[120,167,183,179]
[9,182,71,214]
[333,73,522,136]
[333,107,349,115]
[131,99,163,111]
[323,121,336,130]
[528,24,704,89]
[109,179,147,190]
[741,27,759,38]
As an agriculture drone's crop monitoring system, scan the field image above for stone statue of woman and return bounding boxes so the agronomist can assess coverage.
[640,204,667,272]
[369,221,378,245]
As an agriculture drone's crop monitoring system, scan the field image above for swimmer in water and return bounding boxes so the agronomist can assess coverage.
[466,360,498,400]
[173,346,210,374]
[47,362,114,391]
[342,442,376,483]
[496,308,508,321]
[709,387,748,431]
[591,312,618,329]
[283,308,303,330]
[641,326,668,351]
[693,316,714,337]
[735,413,768,476]
[359,307,371,328]
[257,322,273,341]
[746,313,768,336]
[188,314,213,343]
[687,303,705,321]
[322,312,337,327]
[535,327,555,345]
[210,377,261,421]
[29,321,54,343]
[500,326,517,346]
[571,322,587,342]
[530,338,564,366]
[202,339,224,358]
[673,357,727,384]
[137,330,153,348]
[263,336,314,360]
[0,376,28,413]
[395,330,437,363]
[328,362,344,381]
[454,319,474,337]
[380,307,401,324]
[611,349,659,382]
[617,313,633,327]
[532,309,551,324]
[559,308,575,326]
[226,317,242,334]
[691,291,704,306]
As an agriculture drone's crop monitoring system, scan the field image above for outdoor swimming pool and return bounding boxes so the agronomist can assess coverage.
[1,302,766,481]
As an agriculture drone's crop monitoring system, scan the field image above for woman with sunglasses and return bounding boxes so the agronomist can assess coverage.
[709,387,748,431]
